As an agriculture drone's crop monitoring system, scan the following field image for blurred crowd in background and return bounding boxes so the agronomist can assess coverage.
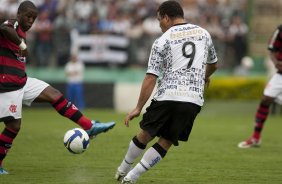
[0,0,249,71]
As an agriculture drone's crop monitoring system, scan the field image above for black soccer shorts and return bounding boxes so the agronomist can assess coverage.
[140,99,201,146]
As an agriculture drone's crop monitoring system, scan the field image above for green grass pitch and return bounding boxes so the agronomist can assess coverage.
[1,101,282,184]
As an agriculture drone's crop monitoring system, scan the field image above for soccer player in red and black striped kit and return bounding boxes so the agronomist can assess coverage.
[238,25,282,148]
[0,1,115,174]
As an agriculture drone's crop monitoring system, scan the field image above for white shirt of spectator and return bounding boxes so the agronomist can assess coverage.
[147,23,218,106]
[65,59,85,83]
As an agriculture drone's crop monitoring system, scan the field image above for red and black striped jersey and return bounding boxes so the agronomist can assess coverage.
[0,19,27,92]
[268,25,282,61]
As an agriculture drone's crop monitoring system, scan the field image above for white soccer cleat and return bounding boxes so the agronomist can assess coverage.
[238,138,261,148]
[115,168,127,181]
[121,176,136,184]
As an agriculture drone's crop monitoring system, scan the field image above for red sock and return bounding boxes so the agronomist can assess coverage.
[0,128,19,167]
[52,95,92,130]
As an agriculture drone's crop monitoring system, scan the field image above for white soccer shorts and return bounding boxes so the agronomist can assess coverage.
[0,77,49,120]
[264,73,282,104]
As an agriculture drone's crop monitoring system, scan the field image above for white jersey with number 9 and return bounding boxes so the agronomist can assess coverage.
[147,23,218,106]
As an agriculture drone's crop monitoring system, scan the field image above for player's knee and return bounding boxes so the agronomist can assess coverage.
[5,120,21,132]
[136,130,154,144]
[49,86,62,96]
[43,86,63,102]
[157,137,173,151]
[261,97,274,107]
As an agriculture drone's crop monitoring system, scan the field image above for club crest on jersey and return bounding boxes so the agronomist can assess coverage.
[15,53,26,63]
[17,56,26,63]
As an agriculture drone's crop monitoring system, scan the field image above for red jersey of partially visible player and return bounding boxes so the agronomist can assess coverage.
[0,19,27,92]
[268,25,282,62]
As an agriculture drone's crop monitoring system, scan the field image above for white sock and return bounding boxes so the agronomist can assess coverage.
[119,140,144,173]
[126,147,163,182]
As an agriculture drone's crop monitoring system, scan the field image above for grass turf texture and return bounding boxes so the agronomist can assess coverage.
[1,101,282,184]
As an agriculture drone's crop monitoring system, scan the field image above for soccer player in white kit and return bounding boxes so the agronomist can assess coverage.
[238,25,282,148]
[115,1,218,183]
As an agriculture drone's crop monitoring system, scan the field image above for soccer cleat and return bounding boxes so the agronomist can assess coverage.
[238,138,261,148]
[121,176,136,184]
[0,167,8,174]
[86,120,115,138]
[115,168,128,181]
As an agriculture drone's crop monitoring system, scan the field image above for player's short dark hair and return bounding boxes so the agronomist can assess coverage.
[157,0,184,19]
[18,0,37,13]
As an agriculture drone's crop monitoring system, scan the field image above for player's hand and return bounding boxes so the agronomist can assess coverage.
[275,62,282,71]
[124,108,141,127]
[19,49,28,57]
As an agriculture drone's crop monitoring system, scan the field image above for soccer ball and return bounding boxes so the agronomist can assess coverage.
[63,128,90,154]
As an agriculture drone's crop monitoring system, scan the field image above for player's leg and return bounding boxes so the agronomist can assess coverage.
[122,137,171,184]
[115,130,153,181]
[38,86,115,137]
[0,119,21,174]
[37,85,92,129]
[238,96,273,148]
[0,89,24,174]
[238,73,282,148]
[121,101,200,183]
[24,78,115,137]
[252,96,273,139]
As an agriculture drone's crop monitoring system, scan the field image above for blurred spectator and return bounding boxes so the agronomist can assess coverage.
[182,0,199,23]
[71,0,95,34]
[88,12,102,34]
[142,13,162,65]
[205,14,226,67]
[107,0,119,20]
[38,0,59,22]
[0,0,19,18]
[112,12,131,35]
[53,9,72,66]
[95,0,108,19]
[33,10,54,67]
[73,0,94,20]
[65,54,85,110]
[217,0,234,23]
[125,14,145,66]
[135,1,150,18]
[227,15,248,69]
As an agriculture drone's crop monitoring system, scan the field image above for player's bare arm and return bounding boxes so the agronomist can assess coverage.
[124,74,157,127]
[204,63,218,87]
[0,24,22,45]
[0,24,28,56]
